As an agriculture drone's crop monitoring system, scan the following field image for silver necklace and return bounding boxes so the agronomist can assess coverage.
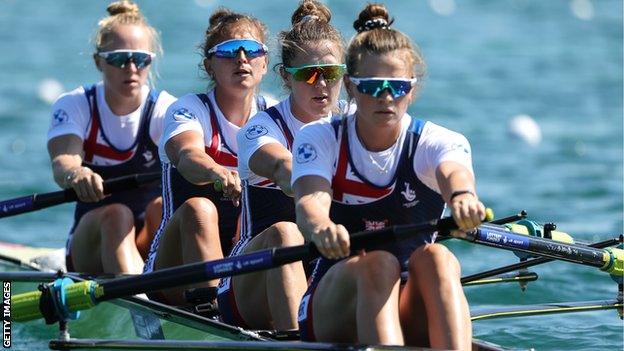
[354,123,400,174]
[366,142,398,173]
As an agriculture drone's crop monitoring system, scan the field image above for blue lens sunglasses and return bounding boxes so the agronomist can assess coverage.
[97,50,155,69]
[207,39,268,59]
[349,77,419,98]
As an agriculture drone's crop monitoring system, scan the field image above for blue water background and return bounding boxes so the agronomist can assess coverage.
[0,0,621,349]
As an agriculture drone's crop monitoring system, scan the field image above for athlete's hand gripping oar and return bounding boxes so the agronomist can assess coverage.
[11,212,490,323]
[0,172,160,219]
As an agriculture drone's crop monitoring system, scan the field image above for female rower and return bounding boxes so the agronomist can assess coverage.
[47,0,175,275]
[218,0,348,330]
[143,8,275,305]
[292,3,485,349]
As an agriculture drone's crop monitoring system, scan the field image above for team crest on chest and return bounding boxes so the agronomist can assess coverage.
[143,150,156,167]
[401,182,419,208]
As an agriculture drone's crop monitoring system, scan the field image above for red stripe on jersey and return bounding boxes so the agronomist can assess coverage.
[83,104,134,163]
[256,179,274,187]
[204,106,237,168]
[204,145,237,167]
[331,134,392,202]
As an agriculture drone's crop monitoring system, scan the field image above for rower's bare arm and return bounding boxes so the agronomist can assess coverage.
[294,175,350,259]
[48,135,83,188]
[436,161,485,231]
[166,130,241,204]
[166,130,224,185]
[249,143,293,196]
[47,135,104,202]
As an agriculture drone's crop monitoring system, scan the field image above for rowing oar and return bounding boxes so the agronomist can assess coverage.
[12,212,489,323]
[458,223,623,282]
[12,212,623,324]
[0,172,160,219]
[462,236,621,284]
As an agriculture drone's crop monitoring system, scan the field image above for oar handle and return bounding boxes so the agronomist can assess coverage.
[0,172,160,219]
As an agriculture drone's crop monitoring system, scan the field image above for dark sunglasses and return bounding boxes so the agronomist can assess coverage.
[97,50,155,69]
[207,39,268,59]
[349,77,418,98]
[284,64,346,85]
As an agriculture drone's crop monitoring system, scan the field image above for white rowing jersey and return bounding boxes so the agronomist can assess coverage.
[159,89,278,165]
[48,82,175,165]
[237,98,354,186]
[291,113,474,203]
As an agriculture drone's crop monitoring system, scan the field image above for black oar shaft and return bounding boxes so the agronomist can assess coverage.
[101,245,319,301]
[462,237,619,284]
[0,172,160,219]
[468,224,607,268]
[101,220,451,301]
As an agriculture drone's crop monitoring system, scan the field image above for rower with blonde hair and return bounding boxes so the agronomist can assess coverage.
[47,0,175,275]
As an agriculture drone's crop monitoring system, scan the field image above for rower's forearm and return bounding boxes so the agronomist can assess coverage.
[273,158,293,196]
[436,162,477,203]
[175,150,219,186]
[51,155,83,189]
[295,195,332,241]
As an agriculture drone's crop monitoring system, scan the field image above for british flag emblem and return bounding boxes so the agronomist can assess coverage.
[363,219,388,231]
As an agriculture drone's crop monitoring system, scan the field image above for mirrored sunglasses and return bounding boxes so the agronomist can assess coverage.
[97,50,155,69]
[349,77,418,98]
[207,39,268,59]
[284,64,347,85]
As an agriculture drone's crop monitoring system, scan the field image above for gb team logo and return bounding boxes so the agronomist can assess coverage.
[296,143,317,164]
[245,125,268,140]
[52,109,69,126]
[173,108,197,121]
[143,150,156,168]
[401,182,419,208]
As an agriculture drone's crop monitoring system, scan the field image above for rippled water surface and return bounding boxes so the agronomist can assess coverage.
[0,0,621,349]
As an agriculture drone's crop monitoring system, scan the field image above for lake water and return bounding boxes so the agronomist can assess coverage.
[0,0,622,349]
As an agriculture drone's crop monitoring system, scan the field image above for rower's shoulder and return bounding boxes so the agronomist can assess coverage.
[51,84,90,109]
[259,93,279,108]
[154,90,177,107]
[164,93,207,119]
[298,115,339,142]
[416,120,471,150]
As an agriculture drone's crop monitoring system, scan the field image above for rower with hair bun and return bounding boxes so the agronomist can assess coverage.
[293,3,485,349]
[47,0,175,276]
[143,7,276,306]
[218,0,350,330]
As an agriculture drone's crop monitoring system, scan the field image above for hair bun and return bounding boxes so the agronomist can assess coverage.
[106,0,140,16]
[353,3,393,33]
[291,0,331,26]
[209,8,235,28]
